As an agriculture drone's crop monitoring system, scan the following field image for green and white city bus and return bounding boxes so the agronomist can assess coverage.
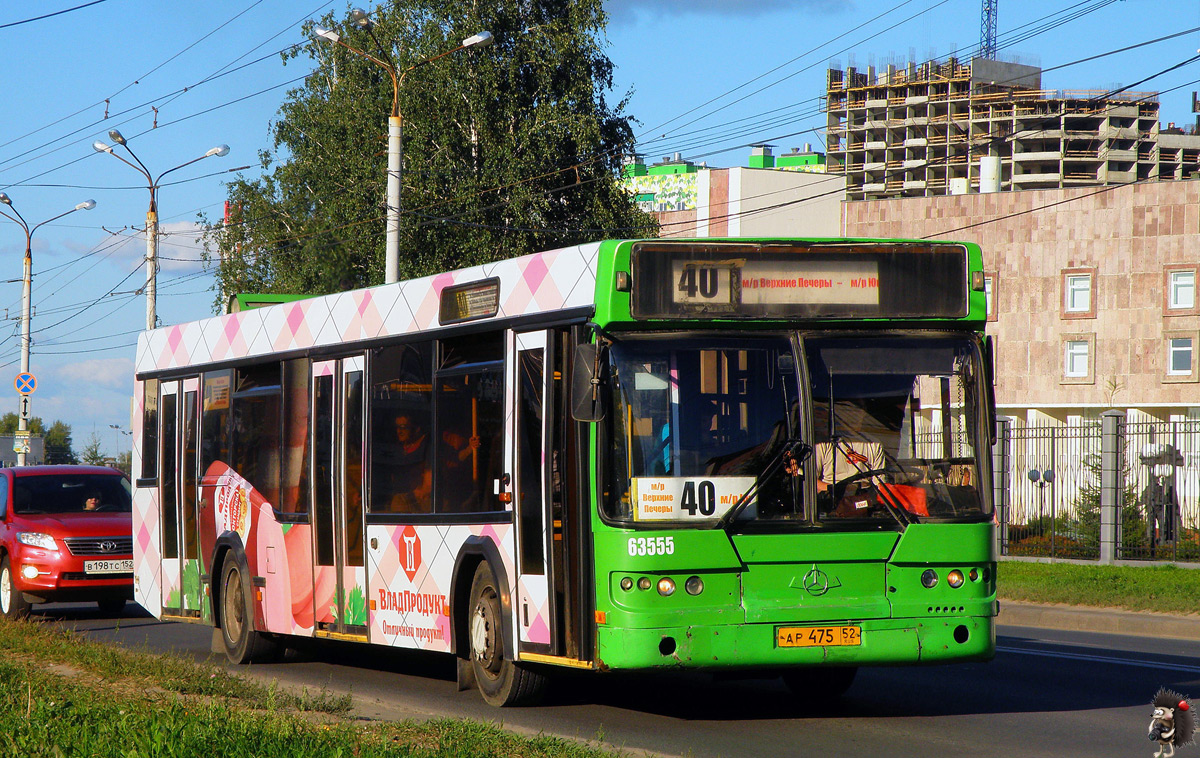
[131,237,996,706]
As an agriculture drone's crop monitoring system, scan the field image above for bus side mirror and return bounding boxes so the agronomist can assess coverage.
[983,335,997,446]
[571,343,605,422]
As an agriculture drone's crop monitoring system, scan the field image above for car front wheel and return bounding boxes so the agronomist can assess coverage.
[0,556,32,620]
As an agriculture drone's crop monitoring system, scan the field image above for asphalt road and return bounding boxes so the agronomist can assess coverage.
[26,602,1200,758]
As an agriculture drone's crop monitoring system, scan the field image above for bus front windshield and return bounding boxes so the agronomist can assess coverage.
[603,333,991,527]
[604,336,802,524]
[806,335,990,523]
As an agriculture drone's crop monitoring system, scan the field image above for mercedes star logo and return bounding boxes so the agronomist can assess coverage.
[802,566,830,596]
[797,564,842,596]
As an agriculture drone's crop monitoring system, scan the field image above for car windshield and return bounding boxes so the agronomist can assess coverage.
[13,474,131,515]
[806,335,990,522]
[603,335,802,524]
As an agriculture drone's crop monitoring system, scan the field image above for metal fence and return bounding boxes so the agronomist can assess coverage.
[995,414,1200,563]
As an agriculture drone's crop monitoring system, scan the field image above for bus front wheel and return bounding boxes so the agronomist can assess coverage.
[219,558,279,665]
[468,562,546,706]
[781,666,858,701]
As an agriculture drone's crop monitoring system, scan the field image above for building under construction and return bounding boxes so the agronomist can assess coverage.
[825,57,1200,200]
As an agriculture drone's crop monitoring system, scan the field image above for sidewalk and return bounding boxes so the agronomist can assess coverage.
[999,600,1200,640]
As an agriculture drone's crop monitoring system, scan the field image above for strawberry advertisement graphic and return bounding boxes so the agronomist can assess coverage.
[200,461,320,635]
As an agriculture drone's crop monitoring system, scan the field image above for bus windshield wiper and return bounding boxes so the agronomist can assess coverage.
[714,439,810,529]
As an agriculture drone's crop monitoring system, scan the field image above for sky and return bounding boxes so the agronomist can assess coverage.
[0,0,1197,458]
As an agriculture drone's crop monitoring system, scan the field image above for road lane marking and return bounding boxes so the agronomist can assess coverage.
[997,645,1200,674]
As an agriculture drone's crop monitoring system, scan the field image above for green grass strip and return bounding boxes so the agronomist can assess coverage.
[1000,560,1200,615]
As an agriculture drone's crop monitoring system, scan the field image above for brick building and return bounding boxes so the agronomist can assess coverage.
[842,180,1200,424]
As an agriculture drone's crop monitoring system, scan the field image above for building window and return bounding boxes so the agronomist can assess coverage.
[1065,275,1091,312]
[1064,340,1090,377]
[1169,270,1195,310]
[1062,333,1095,384]
[1061,268,1096,319]
[1168,338,1193,375]
[1164,330,1200,383]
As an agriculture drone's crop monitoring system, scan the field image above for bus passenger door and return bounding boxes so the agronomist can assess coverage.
[511,329,584,661]
[158,380,182,617]
[159,378,203,618]
[310,357,368,639]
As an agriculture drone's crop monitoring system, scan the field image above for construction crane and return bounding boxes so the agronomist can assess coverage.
[980,0,998,60]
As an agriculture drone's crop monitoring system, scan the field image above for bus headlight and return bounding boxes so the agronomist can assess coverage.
[921,569,939,588]
[947,570,965,588]
[637,577,652,591]
[685,576,704,595]
[620,577,633,591]
[657,578,676,596]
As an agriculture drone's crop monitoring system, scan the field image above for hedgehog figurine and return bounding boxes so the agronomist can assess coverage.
[1149,688,1195,758]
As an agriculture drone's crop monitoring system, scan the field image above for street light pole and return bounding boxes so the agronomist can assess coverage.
[0,194,97,465]
[315,12,493,284]
[92,132,229,330]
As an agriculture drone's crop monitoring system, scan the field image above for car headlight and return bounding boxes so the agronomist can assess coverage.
[16,532,57,550]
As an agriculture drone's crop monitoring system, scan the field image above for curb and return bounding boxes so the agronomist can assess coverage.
[999,600,1200,641]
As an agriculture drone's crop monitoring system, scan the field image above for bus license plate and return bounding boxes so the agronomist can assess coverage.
[84,559,133,574]
[776,625,861,648]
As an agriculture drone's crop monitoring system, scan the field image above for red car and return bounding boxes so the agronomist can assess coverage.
[0,465,133,618]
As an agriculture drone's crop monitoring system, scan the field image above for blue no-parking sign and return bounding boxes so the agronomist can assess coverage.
[14,372,36,395]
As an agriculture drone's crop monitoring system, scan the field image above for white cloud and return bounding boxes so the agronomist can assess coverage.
[56,357,134,392]
[607,0,851,23]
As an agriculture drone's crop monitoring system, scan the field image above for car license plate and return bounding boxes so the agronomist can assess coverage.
[84,559,133,575]
[776,625,862,648]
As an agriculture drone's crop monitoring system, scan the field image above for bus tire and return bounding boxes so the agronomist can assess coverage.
[0,556,31,620]
[781,666,858,701]
[219,558,278,664]
[468,562,546,706]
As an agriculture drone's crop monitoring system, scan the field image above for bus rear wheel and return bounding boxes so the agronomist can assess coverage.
[0,557,31,620]
[781,666,858,701]
[468,562,546,706]
[219,558,279,664]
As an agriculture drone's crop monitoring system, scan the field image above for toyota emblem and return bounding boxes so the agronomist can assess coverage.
[99,540,118,553]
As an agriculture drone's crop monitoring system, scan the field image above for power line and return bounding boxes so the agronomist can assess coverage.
[0,0,109,30]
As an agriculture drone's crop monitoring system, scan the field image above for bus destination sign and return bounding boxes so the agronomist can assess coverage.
[439,278,501,325]
[630,241,967,320]
[673,258,880,308]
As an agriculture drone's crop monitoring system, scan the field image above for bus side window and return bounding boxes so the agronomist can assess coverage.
[230,364,282,507]
[370,341,434,514]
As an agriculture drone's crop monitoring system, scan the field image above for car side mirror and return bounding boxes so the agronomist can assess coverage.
[571,343,606,422]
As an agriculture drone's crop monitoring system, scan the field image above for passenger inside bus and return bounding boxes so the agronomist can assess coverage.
[437,427,480,511]
[381,413,432,513]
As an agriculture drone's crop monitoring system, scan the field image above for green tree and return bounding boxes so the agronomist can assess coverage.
[44,421,77,464]
[204,0,654,299]
[0,413,46,435]
[114,450,132,476]
[80,432,107,466]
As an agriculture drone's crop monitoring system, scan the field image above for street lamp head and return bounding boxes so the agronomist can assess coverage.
[206,145,231,158]
[92,140,113,154]
[462,31,494,49]
[76,200,97,211]
[349,8,374,31]
[314,27,340,43]
[0,193,10,206]
[107,129,128,146]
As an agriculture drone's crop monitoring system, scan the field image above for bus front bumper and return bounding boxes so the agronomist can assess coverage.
[595,614,995,671]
